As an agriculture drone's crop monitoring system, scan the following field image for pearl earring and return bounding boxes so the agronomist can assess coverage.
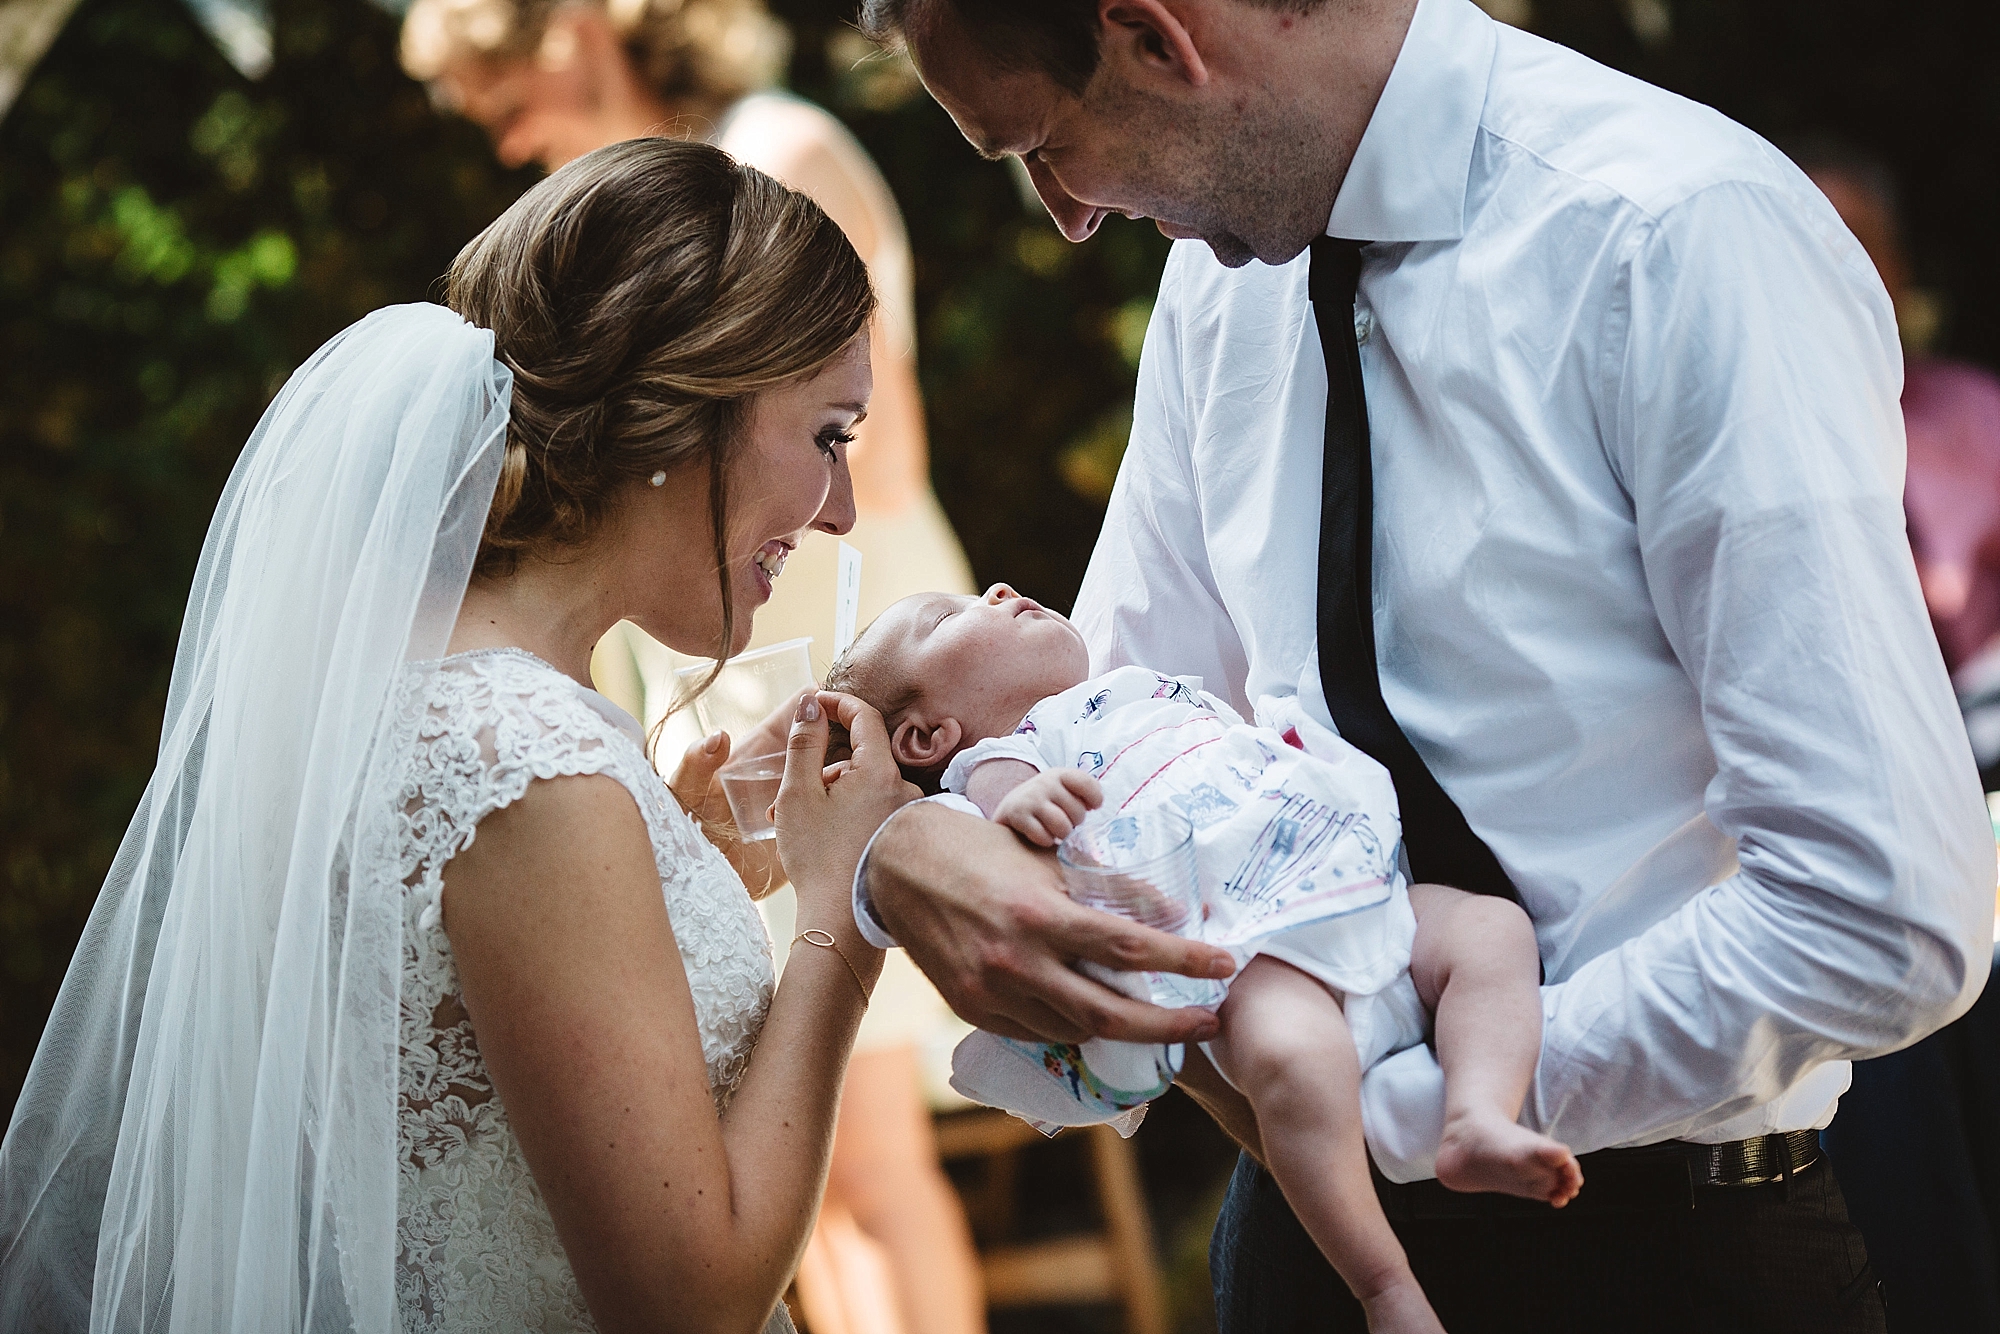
[650,470,667,487]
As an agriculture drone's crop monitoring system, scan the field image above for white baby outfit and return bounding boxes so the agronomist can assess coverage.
[939,665,1429,1135]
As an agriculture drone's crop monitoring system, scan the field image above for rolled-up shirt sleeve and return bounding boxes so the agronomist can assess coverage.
[1073,256,1252,707]
[1520,181,1994,1154]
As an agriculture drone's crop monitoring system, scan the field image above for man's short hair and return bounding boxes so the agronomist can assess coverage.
[860,0,1328,96]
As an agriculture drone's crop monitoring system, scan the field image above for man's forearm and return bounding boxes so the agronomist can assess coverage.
[1357,855,1990,1184]
[850,794,986,947]
[1526,865,1985,1155]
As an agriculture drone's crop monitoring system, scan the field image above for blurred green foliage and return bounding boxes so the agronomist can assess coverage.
[3,0,1998,1143]
[0,0,533,1108]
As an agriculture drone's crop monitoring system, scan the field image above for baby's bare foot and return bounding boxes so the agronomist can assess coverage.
[1360,1275,1448,1334]
[1435,1111,1584,1207]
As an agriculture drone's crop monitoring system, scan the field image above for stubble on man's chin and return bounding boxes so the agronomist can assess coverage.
[1090,63,1334,270]
[1146,214,1256,267]
[1161,203,1320,270]
[1136,114,1336,268]
[1199,231,1260,269]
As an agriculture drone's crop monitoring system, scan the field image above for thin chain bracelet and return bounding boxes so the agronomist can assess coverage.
[792,929,871,1004]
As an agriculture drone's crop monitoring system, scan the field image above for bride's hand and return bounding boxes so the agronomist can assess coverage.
[666,709,795,898]
[775,691,919,908]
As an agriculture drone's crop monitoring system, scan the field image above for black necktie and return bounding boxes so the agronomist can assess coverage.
[1309,237,1519,902]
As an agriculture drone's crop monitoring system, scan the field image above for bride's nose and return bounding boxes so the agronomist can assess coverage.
[983,583,1020,605]
[810,457,857,536]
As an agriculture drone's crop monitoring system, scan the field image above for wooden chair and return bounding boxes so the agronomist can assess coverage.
[933,1107,1168,1334]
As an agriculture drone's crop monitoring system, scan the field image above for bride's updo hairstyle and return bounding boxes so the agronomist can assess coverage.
[446,136,875,657]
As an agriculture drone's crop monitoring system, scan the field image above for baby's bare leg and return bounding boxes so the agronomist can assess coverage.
[1407,883,1582,1207]
[1210,957,1444,1334]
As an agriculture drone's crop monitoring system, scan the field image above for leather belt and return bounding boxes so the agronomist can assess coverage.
[1689,1128,1823,1188]
[1375,1130,1823,1220]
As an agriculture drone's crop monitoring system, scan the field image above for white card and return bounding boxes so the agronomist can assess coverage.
[834,541,862,658]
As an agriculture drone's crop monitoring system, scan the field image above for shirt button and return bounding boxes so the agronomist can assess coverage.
[1354,308,1374,345]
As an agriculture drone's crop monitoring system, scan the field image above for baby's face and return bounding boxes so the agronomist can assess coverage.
[870,584,1091,742]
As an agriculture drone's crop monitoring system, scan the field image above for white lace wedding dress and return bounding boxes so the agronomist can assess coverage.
[393,647,794,1334]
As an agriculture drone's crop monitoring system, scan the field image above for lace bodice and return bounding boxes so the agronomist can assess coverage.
[394,649,785,1333]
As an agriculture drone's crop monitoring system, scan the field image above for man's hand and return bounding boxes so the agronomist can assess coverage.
[993,769,1103,847]
[867,802,1235,1044]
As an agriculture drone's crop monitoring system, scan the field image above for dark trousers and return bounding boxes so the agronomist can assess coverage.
[1824,963,2000,1332]
[1211,1151,1885,1333]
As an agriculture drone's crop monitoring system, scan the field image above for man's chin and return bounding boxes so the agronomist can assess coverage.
[1152,219,1255,267]
[1202,234,1259,269]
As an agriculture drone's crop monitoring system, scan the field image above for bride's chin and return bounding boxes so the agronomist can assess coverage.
[633,602,741,661]
[719,593,763,653]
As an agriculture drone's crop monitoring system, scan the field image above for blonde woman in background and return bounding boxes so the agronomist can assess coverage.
[401,4,983,1332]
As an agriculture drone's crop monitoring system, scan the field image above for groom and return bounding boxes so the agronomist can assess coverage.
[850,0,1994,1329]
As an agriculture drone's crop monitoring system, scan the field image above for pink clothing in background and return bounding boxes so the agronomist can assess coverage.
[1904,357,2000,672]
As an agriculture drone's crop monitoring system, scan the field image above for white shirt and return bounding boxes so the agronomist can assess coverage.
[1071,0,1994,1179]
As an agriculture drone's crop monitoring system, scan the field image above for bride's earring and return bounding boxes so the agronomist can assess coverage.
[650,471,666,487]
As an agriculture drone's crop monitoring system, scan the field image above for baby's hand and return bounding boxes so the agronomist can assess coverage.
[995,769,1104,848]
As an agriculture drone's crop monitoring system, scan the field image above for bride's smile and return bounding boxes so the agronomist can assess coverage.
[752,539,791,591]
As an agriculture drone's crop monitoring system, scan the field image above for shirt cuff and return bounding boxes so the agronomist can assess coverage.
[850,792,984,950]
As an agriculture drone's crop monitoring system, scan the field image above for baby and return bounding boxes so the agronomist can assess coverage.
[828,585,1583,1334]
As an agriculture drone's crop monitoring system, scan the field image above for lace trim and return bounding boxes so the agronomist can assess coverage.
[392,649,774,1333]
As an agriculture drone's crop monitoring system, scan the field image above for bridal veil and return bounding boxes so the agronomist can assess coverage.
[0,303,511,1332]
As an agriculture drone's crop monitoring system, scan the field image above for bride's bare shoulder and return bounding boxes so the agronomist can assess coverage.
[440,770,659,928]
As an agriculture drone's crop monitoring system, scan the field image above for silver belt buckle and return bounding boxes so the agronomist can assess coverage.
[1693,1129,1820,1188]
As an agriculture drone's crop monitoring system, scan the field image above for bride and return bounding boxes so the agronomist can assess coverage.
[0,137,915,1333]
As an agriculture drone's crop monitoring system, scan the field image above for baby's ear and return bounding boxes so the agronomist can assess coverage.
[891,713,963,771]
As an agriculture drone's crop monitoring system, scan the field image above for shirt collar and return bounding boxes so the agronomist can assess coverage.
[1326,0,1497,244]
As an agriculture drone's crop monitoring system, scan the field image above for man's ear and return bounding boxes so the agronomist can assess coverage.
[891,712,964,771]
[1098,0,1211,90]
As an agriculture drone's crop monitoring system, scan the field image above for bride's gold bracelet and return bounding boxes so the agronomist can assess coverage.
[792,929,871,1004]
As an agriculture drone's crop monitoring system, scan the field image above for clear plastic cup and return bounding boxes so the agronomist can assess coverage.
[718,750,786,842]
[1058,807,1225,1009]
[674,637,815,742]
